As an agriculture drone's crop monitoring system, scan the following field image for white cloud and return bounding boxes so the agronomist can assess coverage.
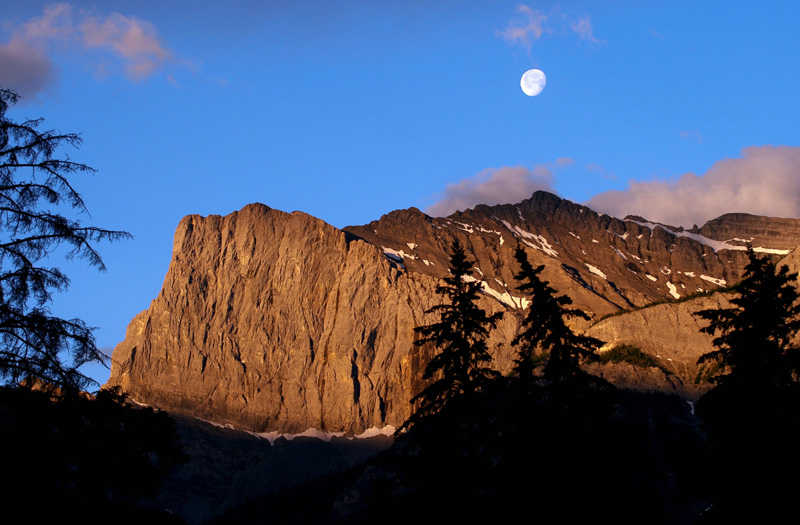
[425,164,561,217]
[0,3,174,98]
[587,146,800,227]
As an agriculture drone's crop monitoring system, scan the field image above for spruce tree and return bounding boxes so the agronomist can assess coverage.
[695,248,800,389]
[402,238,502,430]
[511,245,603,383]
[693,248,800,521]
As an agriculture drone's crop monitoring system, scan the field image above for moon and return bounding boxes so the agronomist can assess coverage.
[520,69,546,96]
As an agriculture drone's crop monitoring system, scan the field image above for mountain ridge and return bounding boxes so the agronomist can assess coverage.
[107,191,800,432]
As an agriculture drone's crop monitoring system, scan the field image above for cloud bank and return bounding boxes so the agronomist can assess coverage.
[425,164,559,217]
[587,146,800,227]
[0,3,173,99]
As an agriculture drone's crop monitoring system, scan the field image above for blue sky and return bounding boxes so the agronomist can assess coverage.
[2,1,799,386]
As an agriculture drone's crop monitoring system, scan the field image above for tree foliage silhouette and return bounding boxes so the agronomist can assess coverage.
[693,248,800,522]
[695,248,800,389]
[0,87,131,392]
[511,245,603,383]
[402,238,503,431]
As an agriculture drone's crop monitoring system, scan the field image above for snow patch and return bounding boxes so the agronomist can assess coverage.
[477,225,503,236]
[406,242,417,250]
[463,275,531,309]
[610,246,628,260]
[252,426,397,445]
[499,220,558,257]
[585,264,607,280]
[700,275,727,286]
[355,425,397,439]
[646,274,657,282]
[453,221,475,234]
[666,282,680,299]
[423,259,433,266]
[382,246,418,261]
[684,271,696,277]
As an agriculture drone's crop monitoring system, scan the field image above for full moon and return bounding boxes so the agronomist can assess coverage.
[520,69,546,96]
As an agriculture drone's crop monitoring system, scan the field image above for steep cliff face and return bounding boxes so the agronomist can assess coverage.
[108,204,517,433]
[108,192,800,432]
[697,213,800,250]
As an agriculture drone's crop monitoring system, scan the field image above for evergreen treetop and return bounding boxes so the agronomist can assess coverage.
[511,245,603,382]
[695,248,800,389]
[404,238,503,429]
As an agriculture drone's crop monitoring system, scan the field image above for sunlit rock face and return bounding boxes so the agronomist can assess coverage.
[108,192,800,431]
[697,213,800,251]
[107,203,517,433]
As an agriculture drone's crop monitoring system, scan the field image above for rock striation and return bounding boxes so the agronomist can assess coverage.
[108,192,800,431]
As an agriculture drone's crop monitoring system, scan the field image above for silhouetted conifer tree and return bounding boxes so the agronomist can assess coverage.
[0,87,130,392]
[694,248,800,522]
[696,248,800,388]
[401,238,502,431]
[511,245,604,383]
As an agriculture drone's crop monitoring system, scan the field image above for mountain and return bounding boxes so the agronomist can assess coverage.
[106,191,800,432]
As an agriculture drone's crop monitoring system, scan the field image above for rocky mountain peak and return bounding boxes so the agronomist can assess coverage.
[108,192,800,432]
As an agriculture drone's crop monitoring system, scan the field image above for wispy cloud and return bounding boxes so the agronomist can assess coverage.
[499,4,602,52]
[0,3,175,99]
[498,5,549,51]
[587,146,800,227]
[425,161,576,217]
[680,130,704,143]
[570,16,602,44]
[79,10,171,79]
